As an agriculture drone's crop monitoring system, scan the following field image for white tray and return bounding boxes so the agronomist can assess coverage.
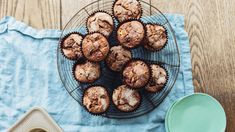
[8,107,63,132]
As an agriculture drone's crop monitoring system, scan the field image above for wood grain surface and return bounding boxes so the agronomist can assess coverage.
[0,0,60,29]
[0,0,235,131]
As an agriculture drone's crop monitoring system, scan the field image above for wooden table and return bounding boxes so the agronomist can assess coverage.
[0,0,234,131]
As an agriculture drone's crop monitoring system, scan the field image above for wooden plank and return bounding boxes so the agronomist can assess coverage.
[60,0,94,29]
[151,0,184,14]
[183,0,235,131]
[0,0,60,29]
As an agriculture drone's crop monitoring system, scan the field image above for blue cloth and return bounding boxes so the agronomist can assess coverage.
[0,15,193,132]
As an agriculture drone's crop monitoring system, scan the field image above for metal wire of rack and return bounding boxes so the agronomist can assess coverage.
[57,0,180,119]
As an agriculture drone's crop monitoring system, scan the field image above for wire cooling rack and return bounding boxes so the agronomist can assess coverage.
[57,0,180,119]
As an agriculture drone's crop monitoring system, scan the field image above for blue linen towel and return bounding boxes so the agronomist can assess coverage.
[0,15,193,132]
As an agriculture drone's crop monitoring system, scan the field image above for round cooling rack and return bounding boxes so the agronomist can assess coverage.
[57,0,180,119]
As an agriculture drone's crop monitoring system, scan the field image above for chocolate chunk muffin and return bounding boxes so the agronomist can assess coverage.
[113,0,142,22]
[117,20,145,49]
[86,11,114,37]
[61,33,83,60]
[73,61,100,83]
[112,85,141,112]
[122,60,150,89]
[106,45,132,72]
[82,32,110,62]
[83,86,110,114]
[144,24,167,51]
[146,64,167,92]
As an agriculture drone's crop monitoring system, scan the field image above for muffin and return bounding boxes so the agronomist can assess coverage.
[73,61,100,83]
[86,11,114,37]
[82,32,110,62]
[112,85,141,112]
[61,33,83,60]
[144,24,167,51]
[83,86,110,114]
[113,0,142,22]
[105,45,132,72]
[117,20,145,49]
[122,60,150,89]
[145,64,167,92]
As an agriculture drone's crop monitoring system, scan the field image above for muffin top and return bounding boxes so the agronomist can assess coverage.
[146,64,167,92]
[87,12,114,37]
[123,60,150,88]
[82,32,110,62]
[73,61,100,83]
[106,45,132,71]
[112,85,141,112]
[144,24,167,51]
[113,0,142,22]
[117,20,145,49]
[83,86,110,114]
[61,33,83,60]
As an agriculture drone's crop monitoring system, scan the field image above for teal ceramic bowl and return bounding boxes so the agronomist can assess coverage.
[166,93,226,132]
